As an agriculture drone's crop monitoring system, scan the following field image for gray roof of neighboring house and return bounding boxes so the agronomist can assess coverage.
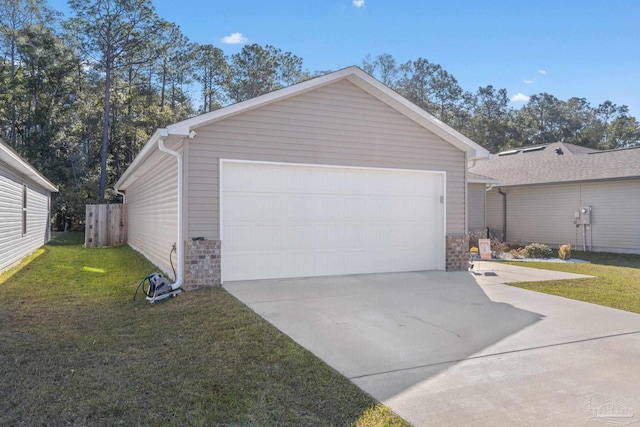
[468,172,501,184]
[469,142,640,186]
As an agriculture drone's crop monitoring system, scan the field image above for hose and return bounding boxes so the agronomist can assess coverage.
[170,243,177,280]
[133,244,178,302]
[133,274,155,301]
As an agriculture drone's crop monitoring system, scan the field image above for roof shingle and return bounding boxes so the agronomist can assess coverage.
[469,142,640,186]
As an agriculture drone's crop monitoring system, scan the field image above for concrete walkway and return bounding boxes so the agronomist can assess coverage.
[470,260,593,285]
[225,264,640,426]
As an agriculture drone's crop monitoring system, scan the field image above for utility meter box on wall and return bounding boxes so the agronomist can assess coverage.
[578,206,592,225]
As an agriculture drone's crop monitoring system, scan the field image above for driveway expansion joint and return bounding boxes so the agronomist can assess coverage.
[348,330,640,380]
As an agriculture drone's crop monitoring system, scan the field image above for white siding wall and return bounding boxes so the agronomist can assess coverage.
[187,79,466,239]
[125,153,179,277]
[468,183,486,230]
[486,179,640,253]
[0,166,51,273]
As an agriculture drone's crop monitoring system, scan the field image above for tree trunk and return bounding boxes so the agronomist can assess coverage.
[10,35,17,148]
[125,65,133,164]
[160,61,166,111]
[99,59,112,203]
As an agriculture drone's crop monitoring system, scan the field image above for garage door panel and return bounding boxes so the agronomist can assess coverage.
[221,161,445,281]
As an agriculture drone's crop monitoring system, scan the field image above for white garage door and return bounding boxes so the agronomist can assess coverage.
[220,161,445,282]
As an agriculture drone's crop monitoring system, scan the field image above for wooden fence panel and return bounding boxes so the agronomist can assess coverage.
[85,204,127,247]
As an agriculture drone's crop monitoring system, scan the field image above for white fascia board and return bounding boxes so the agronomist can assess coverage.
[0,140,58,192]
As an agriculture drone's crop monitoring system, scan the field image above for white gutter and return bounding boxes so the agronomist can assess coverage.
[158,132,184,289]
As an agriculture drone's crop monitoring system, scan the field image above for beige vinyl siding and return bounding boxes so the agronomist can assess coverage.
[126,152,178,278]
[187,79,465,239]
[0,165,51,273]
[486,189,504,236]
[468,183,486,231]
[503,184,580,246]
[580,179,640,253]
[486,179,640,253]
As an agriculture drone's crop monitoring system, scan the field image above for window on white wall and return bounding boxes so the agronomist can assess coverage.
[22,184,27,235]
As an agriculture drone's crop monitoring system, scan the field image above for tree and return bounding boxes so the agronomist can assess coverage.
[66,0,160,202]
[227,44,303,102]
[362,53,398,86]
[593,101,640,149]
[0,0,50,147]
[192,43,228,113]
[560,97,598,147]
[603,106,640,149]
[466,85,512,152]
[517,93,566,145]
[396,58,465,125]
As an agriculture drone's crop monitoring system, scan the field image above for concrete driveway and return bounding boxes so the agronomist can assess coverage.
[225,263,640,426]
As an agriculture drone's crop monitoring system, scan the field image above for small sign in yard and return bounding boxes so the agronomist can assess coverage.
[479,239,492,259]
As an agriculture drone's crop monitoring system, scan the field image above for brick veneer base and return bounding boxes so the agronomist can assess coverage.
[446,234,469,271]
[184,235,469,285]
[184,239,221,290]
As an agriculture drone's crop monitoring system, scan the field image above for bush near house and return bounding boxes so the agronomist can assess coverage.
[524,243,553,258]
[509,247,529,259]
[490,239,510,256]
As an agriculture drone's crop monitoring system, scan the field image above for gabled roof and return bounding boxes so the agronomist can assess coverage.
[117,66,490,190]
[470,141,640,186]
[167,66,490,158]
[0,138,58,192]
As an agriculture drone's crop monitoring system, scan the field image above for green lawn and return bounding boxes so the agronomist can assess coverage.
[504,251,640,314]
[0,233,409,427]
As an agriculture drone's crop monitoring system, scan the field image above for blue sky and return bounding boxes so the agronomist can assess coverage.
[49,0,640,116]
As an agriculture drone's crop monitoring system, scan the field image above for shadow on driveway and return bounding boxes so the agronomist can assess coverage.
[226,269,640,426]
[225,271,543,399]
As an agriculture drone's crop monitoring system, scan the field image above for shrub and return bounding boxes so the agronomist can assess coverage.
[509,247,528,259]
[559,244,571,260]
[525,243,553,259]
[491,239,509,255]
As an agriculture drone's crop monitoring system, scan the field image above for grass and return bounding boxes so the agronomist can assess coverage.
[504,251,640,314]
[0,232,410,427]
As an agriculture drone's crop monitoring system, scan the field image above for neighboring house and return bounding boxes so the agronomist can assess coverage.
[116,66,489,289]
[469,141,640,254]
[0,139,58,273]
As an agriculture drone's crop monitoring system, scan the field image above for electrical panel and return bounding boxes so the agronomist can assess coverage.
[574,206,592,225]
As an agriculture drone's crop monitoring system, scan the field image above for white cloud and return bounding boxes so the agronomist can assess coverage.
[538,69,547,75]
[353,0,365,8]
[221,32,248,44]
[511,93,530,102]
[523,79,535,84]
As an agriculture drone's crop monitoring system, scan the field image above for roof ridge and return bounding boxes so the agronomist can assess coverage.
[588,145,640,154]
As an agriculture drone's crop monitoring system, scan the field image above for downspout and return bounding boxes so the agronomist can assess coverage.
[498,189,507,241]
[158,135,184,288]
[114,188,125,203]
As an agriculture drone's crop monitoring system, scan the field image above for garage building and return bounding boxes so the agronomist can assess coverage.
[116,67,489,288]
